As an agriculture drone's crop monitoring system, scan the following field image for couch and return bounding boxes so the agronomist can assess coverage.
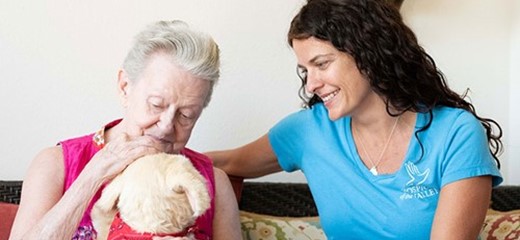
[2,179,520,240]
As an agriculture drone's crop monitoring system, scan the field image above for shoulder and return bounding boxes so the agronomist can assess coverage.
[421,106,483,136]
[418,107,487,146]
[31,146,64,171]
[60,133,95,148]
[283,103,327,122]
[212,167,228,185]
[439,107,485,135]
[271,103,332,133]
[212,167,236,202]
[432,106,478,125]
[10,146,65,239]
[24,145,65,195]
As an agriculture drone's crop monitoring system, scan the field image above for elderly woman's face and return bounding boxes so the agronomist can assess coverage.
[120,52,210,154]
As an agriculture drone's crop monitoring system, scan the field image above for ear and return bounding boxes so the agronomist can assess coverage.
[117,69,131,108]
[167,157,211,217]
[171,175,210,218]
[183,180,211,218]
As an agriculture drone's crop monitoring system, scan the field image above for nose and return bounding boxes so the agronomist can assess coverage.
[157,105,175,134]
[305,70,323,94]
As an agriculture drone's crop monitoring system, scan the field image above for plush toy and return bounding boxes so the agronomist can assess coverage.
[91,153,211,240]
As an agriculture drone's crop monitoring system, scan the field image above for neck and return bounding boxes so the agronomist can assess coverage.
[351,110,417,175]
[352,114,401,175]
[350,93,397,128]
[351,109,401,137]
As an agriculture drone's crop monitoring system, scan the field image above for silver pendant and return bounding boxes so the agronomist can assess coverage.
[369,166,378,176]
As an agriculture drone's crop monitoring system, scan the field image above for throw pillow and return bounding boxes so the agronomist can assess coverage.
[480,209,520,240]
[240,211,325,240]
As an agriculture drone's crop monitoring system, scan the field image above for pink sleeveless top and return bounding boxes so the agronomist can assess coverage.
[60,119,215,240]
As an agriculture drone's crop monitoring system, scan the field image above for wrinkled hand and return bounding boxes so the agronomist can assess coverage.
[85,133,168,184]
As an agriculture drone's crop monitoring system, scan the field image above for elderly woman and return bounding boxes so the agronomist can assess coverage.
[10,20,241,240]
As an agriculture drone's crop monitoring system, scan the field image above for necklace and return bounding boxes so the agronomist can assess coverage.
[355,116,400,176]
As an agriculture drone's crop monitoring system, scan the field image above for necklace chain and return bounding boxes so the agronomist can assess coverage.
[355,116,400,176]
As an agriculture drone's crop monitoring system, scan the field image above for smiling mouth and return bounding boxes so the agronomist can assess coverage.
[321,90,339,102]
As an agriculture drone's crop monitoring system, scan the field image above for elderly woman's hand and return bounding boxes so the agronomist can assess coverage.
[85,133,167,184]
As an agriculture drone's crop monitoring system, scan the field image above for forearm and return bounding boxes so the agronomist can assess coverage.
[206,149,233,171]
[12,133,165,239]
[16,174,103,240]
[207,134,282,178]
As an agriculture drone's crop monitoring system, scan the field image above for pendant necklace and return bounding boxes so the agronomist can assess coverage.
[355,116,400,176]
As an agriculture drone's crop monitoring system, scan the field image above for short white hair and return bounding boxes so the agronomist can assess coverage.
[122,20,220,107]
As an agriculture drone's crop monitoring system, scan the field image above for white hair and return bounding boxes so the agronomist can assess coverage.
[122,20,220,107]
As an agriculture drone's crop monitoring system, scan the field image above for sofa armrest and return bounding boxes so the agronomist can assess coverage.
[0,202,18,240]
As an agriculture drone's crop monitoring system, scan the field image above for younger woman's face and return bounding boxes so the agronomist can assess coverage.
[292,37,375,120]
[119,52,210,153]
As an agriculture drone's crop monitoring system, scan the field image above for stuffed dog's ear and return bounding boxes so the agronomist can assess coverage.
[172,179,208,217]
[91,176,124,240]
[167,156,211,218]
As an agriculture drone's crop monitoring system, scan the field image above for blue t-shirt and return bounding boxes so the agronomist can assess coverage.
[268,103,502,239]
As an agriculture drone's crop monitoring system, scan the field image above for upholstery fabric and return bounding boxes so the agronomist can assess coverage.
[0,202,18,240]
[3,180,520,240]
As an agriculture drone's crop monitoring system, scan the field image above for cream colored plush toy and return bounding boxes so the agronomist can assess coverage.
[91,153,211,240]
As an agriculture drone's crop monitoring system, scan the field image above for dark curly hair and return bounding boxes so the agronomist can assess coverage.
[288,0,503,164]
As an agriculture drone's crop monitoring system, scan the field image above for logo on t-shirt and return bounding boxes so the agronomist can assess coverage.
[400,162,439,200]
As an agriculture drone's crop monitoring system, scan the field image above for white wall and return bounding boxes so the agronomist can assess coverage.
[401,1,517,184]
[509,0,520,184]
[1,1,517,184]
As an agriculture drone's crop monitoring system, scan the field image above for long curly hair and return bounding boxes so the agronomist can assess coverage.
[288,0,503,164]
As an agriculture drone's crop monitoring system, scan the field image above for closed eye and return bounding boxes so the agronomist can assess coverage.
[177,112,196,126]
[149,103,165,113]
[315,60,330,69]
[148,97,165,113]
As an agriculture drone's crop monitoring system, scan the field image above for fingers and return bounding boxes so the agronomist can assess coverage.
[105,134,163,161]
[88,134,168,182]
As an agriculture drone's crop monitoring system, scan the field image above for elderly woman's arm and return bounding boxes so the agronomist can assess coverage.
[10,134,164,239]
[9,146,100,239]
[212,167,242,240]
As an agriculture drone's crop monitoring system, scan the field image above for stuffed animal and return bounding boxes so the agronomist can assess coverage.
[91,153,211,240]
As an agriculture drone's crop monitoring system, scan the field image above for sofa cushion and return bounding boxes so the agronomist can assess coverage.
[480,209,520,239]
[0,202,18,240]
[239,211,325,240]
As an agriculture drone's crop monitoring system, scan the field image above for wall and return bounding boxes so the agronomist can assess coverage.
[509,0,520,184]
[0,0,517,184]
[401,1,516,183]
